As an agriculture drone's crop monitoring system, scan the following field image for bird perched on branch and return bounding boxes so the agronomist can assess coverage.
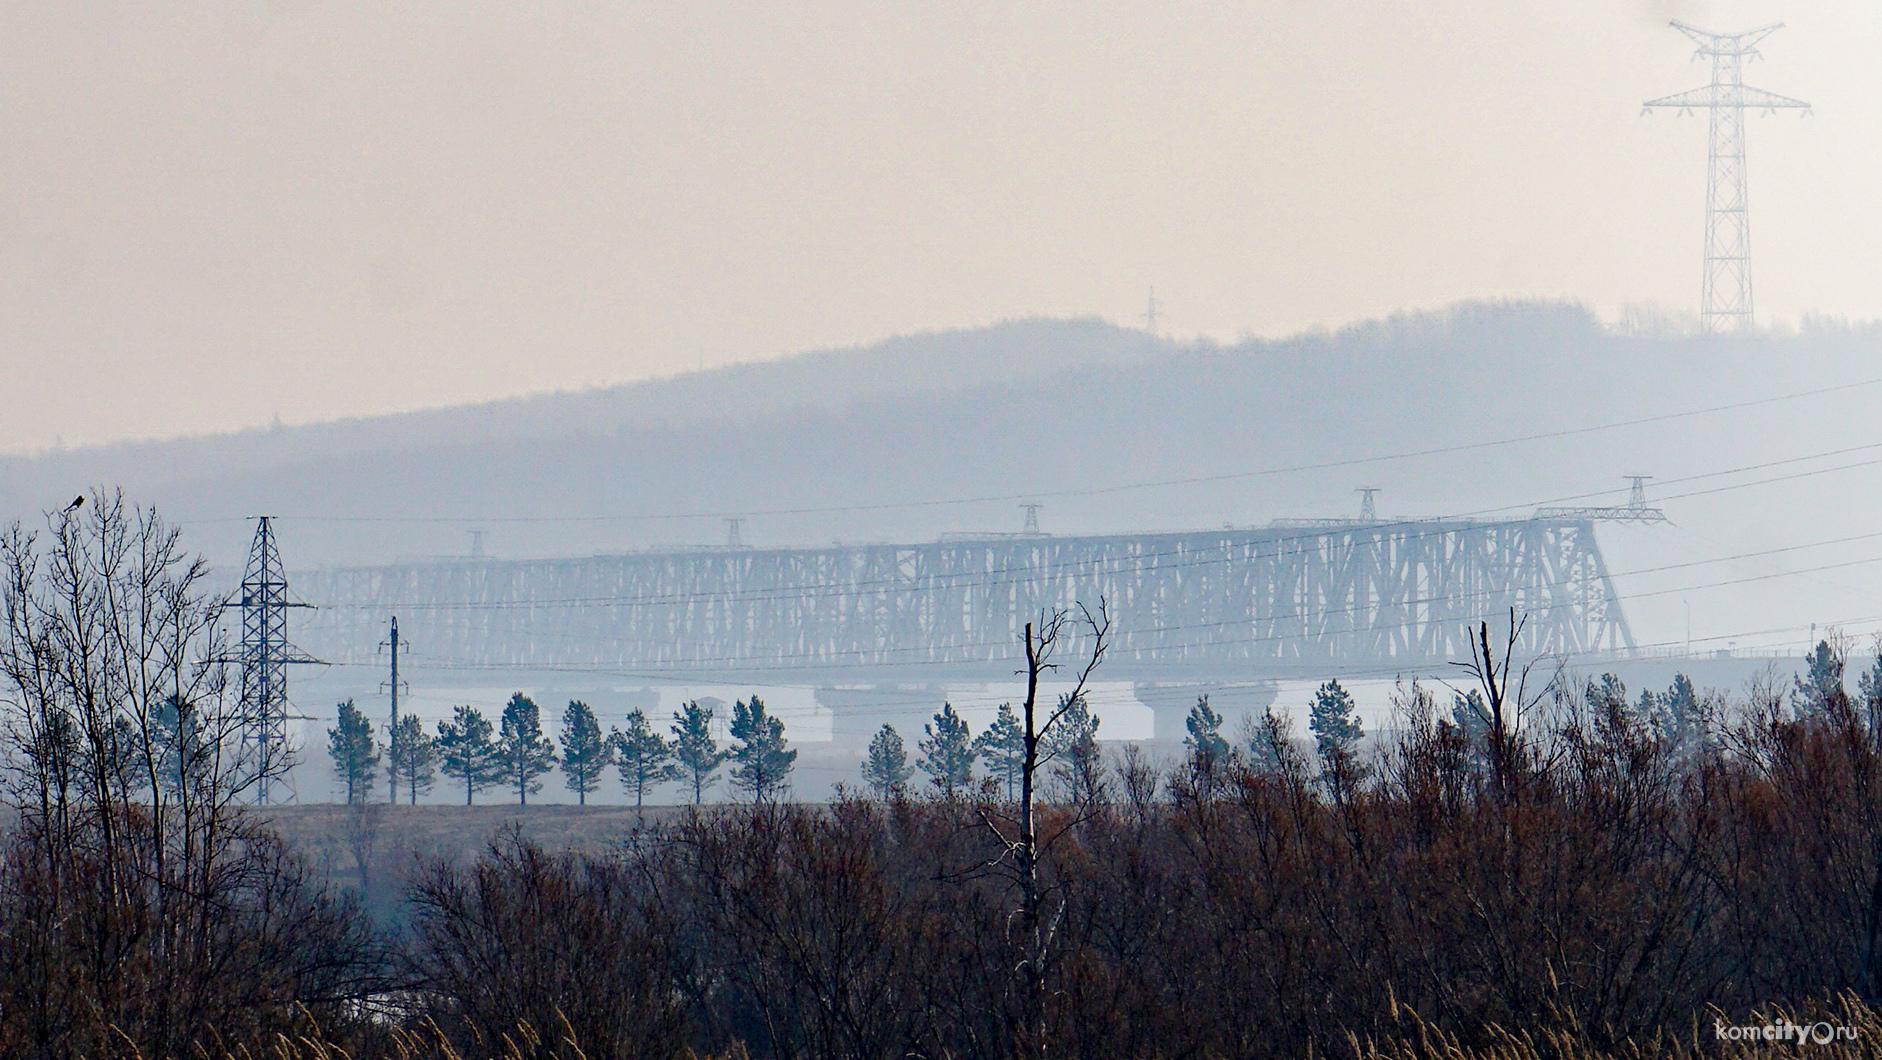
[63,495,84,513]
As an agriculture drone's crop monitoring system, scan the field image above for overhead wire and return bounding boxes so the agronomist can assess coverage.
[190,371,1882,526]
[265,379,1882,709]
[286,504,1882,680]
[308,526,1882,671]
[300,441,1882,615]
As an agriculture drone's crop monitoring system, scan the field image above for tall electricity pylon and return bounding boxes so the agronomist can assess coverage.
[236,516,320,804]
[1644,22,1810,334]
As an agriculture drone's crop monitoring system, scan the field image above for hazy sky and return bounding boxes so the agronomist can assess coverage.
[0,0,1871,451]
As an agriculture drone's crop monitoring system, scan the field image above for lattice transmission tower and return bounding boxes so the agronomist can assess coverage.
[1644,22,1810,334]
[236,516,320,804]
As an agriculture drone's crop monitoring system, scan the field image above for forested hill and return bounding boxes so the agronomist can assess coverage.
[3,300,1880,652]
[0,316,1168,565]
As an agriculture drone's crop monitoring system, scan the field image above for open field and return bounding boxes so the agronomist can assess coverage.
[258,802,691,909]
[261,801,684,852]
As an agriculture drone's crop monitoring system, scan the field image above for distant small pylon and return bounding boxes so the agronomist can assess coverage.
[1355,487,1380,523]
[1021,503,1042,536]
[1625,474,1653,510]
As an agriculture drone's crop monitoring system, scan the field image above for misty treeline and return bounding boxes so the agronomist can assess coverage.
[15,499,1882,1059]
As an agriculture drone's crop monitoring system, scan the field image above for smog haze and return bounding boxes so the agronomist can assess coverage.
[0,0,1871,449]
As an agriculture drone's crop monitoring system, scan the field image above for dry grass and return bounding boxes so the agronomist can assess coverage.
[167,1010,745,1060]
[122,996,1882,1060]
[1358,994,1882,1059]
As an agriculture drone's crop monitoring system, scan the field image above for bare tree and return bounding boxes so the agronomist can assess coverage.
[973,601,1111,1059]
[1115,743,1161,827]
[1451,608,1546,803]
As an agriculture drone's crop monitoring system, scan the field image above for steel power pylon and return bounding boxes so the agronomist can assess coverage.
[236,516,321,804]
[1535,474,1669,524]
[1644,21,1810,334]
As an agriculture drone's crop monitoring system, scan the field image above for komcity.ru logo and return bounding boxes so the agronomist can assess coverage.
[1714,1020,1857,1045]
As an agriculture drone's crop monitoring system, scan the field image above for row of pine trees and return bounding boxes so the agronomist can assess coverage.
[327,693,797,807]
[860,697,1099,800]
[330,679,1397,807]
[859,680,1375,800]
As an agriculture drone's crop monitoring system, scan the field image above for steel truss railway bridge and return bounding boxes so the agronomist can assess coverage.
[290,518,1633,696]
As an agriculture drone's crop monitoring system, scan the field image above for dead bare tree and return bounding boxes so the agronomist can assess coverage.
[1450,608,1547,803]
[970,600,1111,1059]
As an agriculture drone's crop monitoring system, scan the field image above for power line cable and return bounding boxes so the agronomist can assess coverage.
[189,372,1882,526]
[302,533,1882,677]
[301,442,1882,615]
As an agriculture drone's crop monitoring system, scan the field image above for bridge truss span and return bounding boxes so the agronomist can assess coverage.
[292,519,1632,683]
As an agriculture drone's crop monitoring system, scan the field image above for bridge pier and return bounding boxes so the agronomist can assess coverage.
[815,684,956,746]
[1133,681,1280,744]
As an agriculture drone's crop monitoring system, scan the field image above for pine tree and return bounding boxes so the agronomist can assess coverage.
[1659,672,1705,746]
[918,702,976,797]
[1793,639,1847,718]
[151,693,206,797]
[1308,679,1363,762]
[1663,672,1698,719]
[560,700,613,805]
[973,703,1026,800]
[26,706,79,802]
[1585,673,1628,718]
[1248,705,1302,777]
[327,698,380,804]
[613,709,677,813]
[728,695,797,803]
[1451,689,1491,743]
[1859,652,1882,735]
[671,700,728,805]
[1184,694,1229,772]
[497,692,557,805]
[1634,687,1665,732]
[389,713,438,805]
[437,705,503,805]
[1047,694,1104,804]
[861,723,913,798]
[88,713,146,798]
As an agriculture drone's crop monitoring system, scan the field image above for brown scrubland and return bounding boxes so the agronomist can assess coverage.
[16,662,1882,1058]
